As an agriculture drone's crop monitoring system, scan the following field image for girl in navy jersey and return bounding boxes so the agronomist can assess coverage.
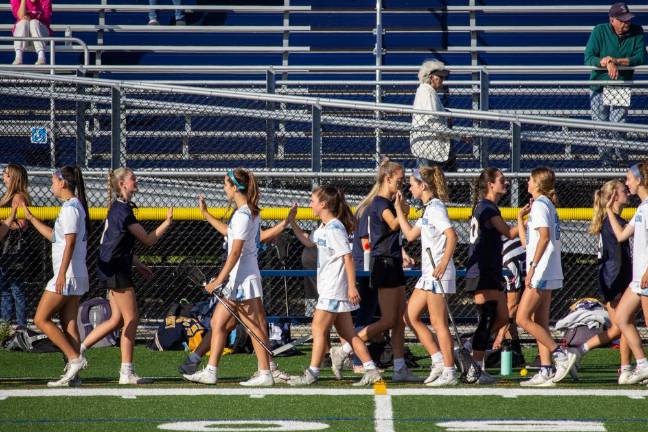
[22,166,90,386]
[465,167,526,384]
[517,167,577,387]
[287,186,382,386]
[81,167,173,385]
[605,162,648,385]
[183,169,292,386]
[570,180,632,382]
[330,158,419,382]
[395,166,458,386]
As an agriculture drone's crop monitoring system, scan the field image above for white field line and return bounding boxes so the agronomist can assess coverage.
[374,395,395,432]
[0,387,647,398]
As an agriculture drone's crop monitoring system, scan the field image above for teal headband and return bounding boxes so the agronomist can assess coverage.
[227,170,246,191]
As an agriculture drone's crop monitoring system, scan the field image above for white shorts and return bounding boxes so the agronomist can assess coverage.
[316,297,359,313]
[415,277,456,294]
[45,276,89,296]
[224,276,263,301]
[630,281,648,296]
[530,278,562,290]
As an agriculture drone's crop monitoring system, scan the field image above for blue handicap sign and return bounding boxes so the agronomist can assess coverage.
[30,127,47,144]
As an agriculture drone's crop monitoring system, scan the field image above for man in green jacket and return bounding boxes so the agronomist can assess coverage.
[584,2,646,167]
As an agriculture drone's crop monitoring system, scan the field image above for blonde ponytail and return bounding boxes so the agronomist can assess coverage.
[590,179,624,235]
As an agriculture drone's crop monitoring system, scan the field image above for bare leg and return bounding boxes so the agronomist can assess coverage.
[310,310,336,368]
[406,289,440,357]
[206,304,236,367]
[82,289,123,349]
[33,292,78,360]
[334,313,373,364]
[108,288,139,364]
[427,293,454,368]
[235,298,271,371]
[614,289,646,361]
[516,288,556,366]
[59,295,82,353]
[472,290,508,363]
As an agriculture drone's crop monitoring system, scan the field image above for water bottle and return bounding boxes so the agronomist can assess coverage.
[500,340,512,376]
[64,26,72,48]
[363,243,371,271]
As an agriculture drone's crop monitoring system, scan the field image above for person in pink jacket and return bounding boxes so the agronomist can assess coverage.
[11,0,52,65]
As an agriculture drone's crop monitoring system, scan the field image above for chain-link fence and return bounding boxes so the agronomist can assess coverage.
[0,70,647,334]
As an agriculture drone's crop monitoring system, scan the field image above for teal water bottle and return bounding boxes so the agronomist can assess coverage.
[500,341,512,376]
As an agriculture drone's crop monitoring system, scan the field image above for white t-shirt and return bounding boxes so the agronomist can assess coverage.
[526,195,563,287]
[51,197,88,278]
[415,198,456,281]
[629,199,648,286]
[314,218,352,300]
[410,82,451,162]
[226,205,261,287]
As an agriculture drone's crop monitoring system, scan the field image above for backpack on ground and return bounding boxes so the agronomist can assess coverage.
[150,316,206,352]
[77,297,119,347]
[3,328,59,353]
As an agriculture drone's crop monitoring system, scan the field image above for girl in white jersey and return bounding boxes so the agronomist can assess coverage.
[394,166,458,386]
[183,168,295,386]
[605,162,648,385]
[516,167,577,387]
[287,186,382,386]
[22,166,90,387]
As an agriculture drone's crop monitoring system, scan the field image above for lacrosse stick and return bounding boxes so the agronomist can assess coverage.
[425,248,481,384]
[184,265,273,356]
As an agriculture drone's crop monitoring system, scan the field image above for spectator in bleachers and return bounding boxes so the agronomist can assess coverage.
[410,60,456,172]
[10,0,52,65]
[148,0,185,26]
[585,2,646,167]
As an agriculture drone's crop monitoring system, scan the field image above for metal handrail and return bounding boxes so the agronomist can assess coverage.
[1,69,646,135]
[0,36,89,66]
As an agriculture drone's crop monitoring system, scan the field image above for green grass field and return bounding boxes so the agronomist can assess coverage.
[1,345,648,432]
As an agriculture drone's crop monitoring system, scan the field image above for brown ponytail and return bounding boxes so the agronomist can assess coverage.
[472,167,501,208]
[226,168,261,217]
[59,165,91,234]
[531,167,558,205]
[314,185,355,234]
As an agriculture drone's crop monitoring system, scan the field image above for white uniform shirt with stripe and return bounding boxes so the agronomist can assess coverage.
[526,195,563,285]
[415,198,456,281]
[314,218,352,300]
[226,205,261,288]
[51,197,88,278]
[629,199,648,287]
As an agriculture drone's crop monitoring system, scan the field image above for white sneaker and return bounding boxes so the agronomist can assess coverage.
[352,368,382,386]
[182,367,217,385]
[392,366,421,383]
[625,365,648,385]
[240,371,273,387]
[148,19,159,25]
[329,346,349,380]
[520,372,556,387]
[47,357,87,387]
[119,371,153,385]
[178,357,201,375]
[271,363,290,384]
[288,368,318,386]
[424,363,445,384]
[427,370,458,387]
[551,348,578,383]
[618,369,633,385]
[477,370,497,385]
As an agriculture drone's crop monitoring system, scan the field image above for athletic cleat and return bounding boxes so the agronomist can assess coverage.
[520,372,556,387]
[329,346,349,380]
[477,370,498,385]
[47,356,87,387]
[182,367,217,385]
[352,369,382,386]
[288,368,318,386]
[119,371,153,385]
[423,363,445,384]
[618,369,633,385]
[625,366,648,385]
[392,366,421,383]
[427,370,458,387]
[178,357,201,375]
[551,348,578,383]
[271,364,291,384]
[240,371,274,387]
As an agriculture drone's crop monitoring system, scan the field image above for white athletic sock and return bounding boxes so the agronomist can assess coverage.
[189,352,202,363]
[79,343,87,355]
[621,364,632,371]
[444,366,456,374]
[308,366,320,376]
[480,359,486,371]
[259,369,271,376]
[14,50,22,63]
[363,361,376,371]
[270,360,278,370]
[431,352,444,365]
[37,50,45,62]
[636,358,648,369]
[341,343,353,355]
[120,363,133,374]
[393,358,405,370]
[580,343,590,354]
[206,365,217,374]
